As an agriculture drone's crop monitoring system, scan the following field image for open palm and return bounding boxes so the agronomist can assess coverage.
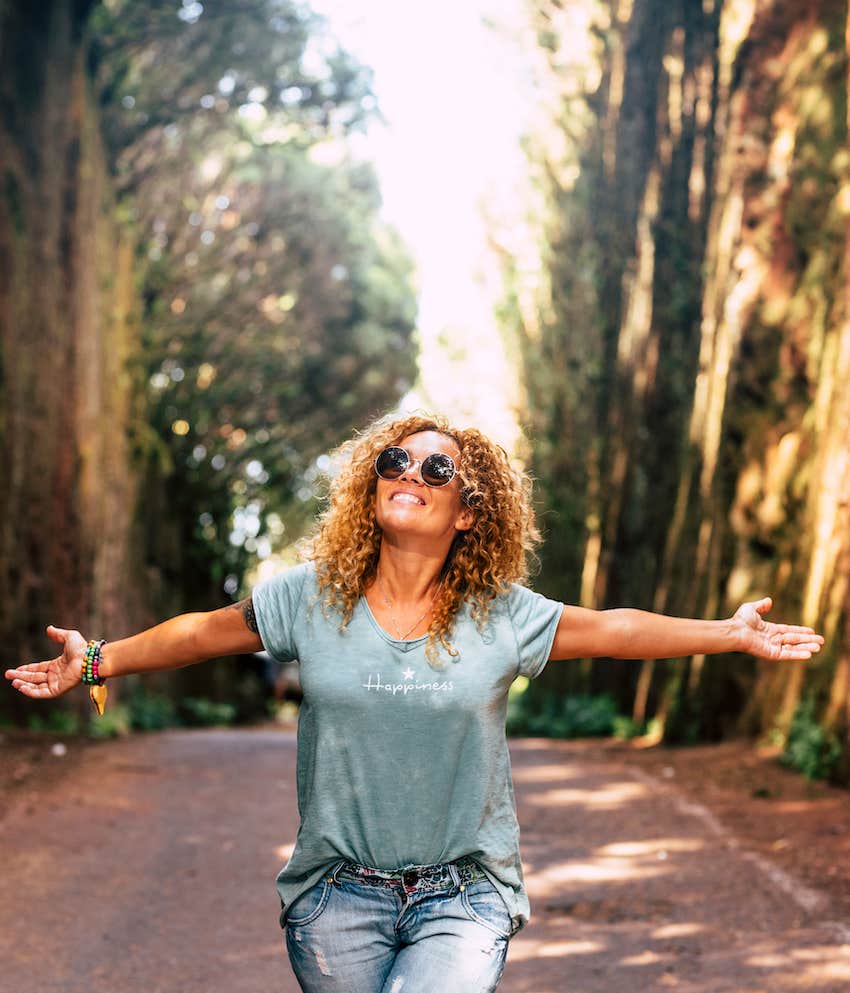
[4,626,87,699]
[733,598,824,662]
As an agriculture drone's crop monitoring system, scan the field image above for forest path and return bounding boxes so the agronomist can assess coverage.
[1,729,848,993]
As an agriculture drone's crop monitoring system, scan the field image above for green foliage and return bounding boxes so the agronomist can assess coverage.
[90,1,372,158]
[781,698,841,781]
[611,714,647,740]
[27,710,82,735]
[507,676,648,740]
[86,0,418,612]
[179,696,237,727]
[19,688,241,739]
[507,687,623,739]
[124,687,180,731]
[87,703,133,739]
[86,688,238,736]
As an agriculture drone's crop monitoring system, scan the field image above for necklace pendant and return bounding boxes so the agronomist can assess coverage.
[376,571,439,641]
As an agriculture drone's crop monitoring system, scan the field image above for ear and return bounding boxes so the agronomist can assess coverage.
[454,505,475,533]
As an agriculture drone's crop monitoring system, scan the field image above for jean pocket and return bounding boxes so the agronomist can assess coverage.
[283,878,333,928]
[460,879,512,939]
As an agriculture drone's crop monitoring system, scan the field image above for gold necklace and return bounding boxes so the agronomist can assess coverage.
[376,572,440,640]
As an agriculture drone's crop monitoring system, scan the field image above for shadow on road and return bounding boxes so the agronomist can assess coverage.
[1,730,848,993]
[503,739,850,993]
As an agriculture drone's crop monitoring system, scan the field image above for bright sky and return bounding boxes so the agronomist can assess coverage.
[309,0,534,450]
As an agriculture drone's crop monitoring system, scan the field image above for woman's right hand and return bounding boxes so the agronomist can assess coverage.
[4,626,87,699]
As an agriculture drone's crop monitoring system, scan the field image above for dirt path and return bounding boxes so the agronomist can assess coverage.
[1,729,848,993]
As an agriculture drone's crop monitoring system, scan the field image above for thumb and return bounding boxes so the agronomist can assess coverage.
[754,596,773,616]
[46,625,71,644]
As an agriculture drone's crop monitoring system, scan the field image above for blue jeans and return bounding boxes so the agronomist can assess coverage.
[284,859,511,993]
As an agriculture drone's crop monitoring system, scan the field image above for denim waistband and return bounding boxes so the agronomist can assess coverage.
[333,856,487,894]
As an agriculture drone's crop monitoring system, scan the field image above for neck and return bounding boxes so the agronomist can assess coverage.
[373,543,446,604]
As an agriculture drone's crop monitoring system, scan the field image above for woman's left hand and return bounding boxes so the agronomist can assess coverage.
[732,597,824,661]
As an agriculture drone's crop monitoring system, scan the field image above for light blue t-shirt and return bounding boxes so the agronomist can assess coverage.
[253,561,563,932]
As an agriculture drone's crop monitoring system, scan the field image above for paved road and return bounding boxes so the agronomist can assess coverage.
[1,730,848,993]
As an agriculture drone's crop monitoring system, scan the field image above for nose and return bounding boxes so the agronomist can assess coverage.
[399,457,425,484]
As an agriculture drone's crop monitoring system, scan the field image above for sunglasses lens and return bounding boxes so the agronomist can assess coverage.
[375,447,409,480]
[421,453,455,486]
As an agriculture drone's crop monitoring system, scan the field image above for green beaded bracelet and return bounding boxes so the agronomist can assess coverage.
[82,639,107,686]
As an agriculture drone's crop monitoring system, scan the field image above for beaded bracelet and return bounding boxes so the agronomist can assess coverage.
[82,639,107,686]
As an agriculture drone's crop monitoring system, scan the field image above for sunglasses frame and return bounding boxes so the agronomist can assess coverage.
[374,446,457,488]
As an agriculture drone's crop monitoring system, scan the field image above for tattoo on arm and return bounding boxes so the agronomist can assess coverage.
[242,598,259,634]
[228,597,259,634]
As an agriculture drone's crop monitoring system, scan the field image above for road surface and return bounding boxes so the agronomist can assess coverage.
[1,730,848,992]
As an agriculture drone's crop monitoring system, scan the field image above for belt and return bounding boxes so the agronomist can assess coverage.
[334,856,487,893]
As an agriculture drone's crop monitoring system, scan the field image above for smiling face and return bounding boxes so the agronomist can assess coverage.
[374,430,473,548]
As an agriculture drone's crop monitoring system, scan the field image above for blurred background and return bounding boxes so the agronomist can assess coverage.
[1,0,849,783]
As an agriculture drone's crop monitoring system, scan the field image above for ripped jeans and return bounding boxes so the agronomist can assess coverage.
[284,858,511,993]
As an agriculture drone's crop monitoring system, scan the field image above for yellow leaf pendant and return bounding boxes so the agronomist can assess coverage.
[90,683,108,716]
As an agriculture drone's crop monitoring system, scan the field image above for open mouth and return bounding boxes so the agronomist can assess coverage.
[390,490,426,506]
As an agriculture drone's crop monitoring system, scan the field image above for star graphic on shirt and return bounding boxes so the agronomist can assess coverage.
[402,667,415,681]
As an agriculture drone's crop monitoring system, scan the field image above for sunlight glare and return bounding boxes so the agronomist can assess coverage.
[598,839,704,857]
[652,922,705,939]
[508,939,606,962]
[534,782,649,809]
[536,859,665,886]
[308,0,534,450]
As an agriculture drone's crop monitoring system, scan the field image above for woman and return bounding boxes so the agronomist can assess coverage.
[6,412,824,993]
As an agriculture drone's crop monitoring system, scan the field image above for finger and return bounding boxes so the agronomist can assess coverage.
[779,632,824,647]
[769,623,823,636]
[5,668,49,684]
[754,597,773,615]
[10,679,55,698]
[46,625,70,644]
[776,638,823,657]
[788,628,824,641]
[5,660,53,675]
[791,635,824,647]
[782,649,817,661]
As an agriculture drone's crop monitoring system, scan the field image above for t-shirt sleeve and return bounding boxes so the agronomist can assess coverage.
[251,562,312,663]
[507,584,564,680]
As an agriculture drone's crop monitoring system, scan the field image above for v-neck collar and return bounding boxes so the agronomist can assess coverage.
[360,597,428,653]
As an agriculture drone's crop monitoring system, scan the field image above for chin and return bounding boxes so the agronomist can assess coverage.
[379,509,426,529]
[377,506,432,534]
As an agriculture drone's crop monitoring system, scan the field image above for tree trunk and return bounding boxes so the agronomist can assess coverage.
[0,0,150,723]
[505,0,850,769]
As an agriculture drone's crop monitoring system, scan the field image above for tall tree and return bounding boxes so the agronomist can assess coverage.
[0,0,145,726]
[501,0,850,773]
[0,0,417,722]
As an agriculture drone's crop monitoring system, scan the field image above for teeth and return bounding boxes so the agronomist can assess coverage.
[392,492,424,505]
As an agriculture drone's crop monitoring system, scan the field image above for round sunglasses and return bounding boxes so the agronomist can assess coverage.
[374,446,457,487]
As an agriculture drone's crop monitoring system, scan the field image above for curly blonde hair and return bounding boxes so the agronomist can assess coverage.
[300,412,541,666]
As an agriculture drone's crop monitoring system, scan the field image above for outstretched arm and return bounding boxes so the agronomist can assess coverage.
[5,599,263,700]
[548,596,824,662]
